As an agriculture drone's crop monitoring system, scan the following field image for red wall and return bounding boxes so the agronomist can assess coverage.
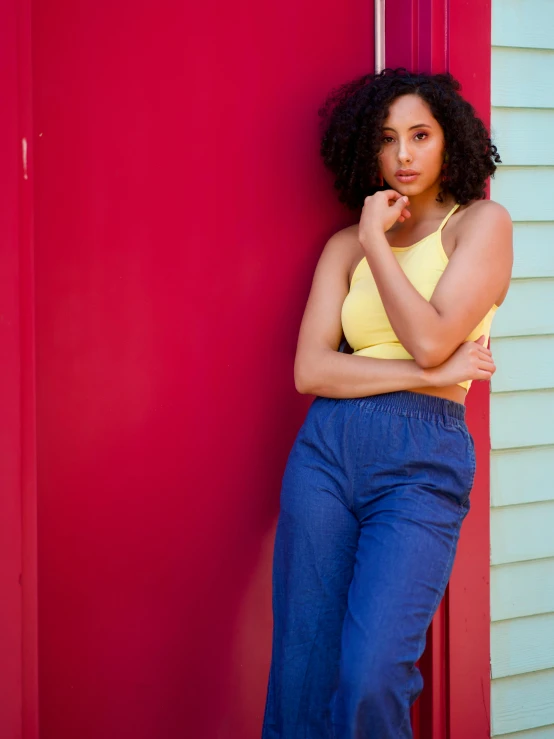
[0,3,25,735]
[0,1,38,737]
[31,2,373,737]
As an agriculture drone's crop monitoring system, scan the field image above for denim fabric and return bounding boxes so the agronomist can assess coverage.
[262,391,475,739]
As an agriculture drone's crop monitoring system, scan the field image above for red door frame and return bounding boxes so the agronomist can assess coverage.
[385,2,492,737]
[0,0,39,738]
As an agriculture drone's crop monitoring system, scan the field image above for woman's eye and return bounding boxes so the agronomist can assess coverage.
[381,134,427,144]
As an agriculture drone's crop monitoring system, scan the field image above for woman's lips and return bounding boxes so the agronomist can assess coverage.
[395,173,419,183]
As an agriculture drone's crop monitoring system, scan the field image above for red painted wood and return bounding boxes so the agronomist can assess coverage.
[385,0,447,74]
[0,3,24,733]
[419,601,448,739]
[2,2,491,738]
[18,0,40,736]
[0,1,38,737]
[447,2,492,736]
[31,1,374,737]
[386,2,492,738]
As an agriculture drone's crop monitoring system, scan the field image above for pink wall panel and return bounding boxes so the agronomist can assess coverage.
[31,2,373,737]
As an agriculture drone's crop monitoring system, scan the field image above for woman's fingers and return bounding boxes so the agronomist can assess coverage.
[381,189,403,201]
[476,358,496,379]
[478,349,494,362]
[477,370,493,380]
[479,358,496,374]
[478,347,492,358]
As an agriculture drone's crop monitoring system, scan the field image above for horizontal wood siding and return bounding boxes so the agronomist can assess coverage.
[491,168,554,220]
[492,727,554,739]
[511,224,554,278]
[492,669,554,735]
[490,2,554,734]
[490,391,554,449]
[492,280,554,337]
[491,337,554,392]
[492,613,554,678]
[492,0,554,49]
[491,447,554,507]
[491,558,554,622]
[492,48,554,108]
[491,501,554,564]
[491,109,554,166]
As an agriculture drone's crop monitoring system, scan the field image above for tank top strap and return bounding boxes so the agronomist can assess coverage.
[438,203,461,232]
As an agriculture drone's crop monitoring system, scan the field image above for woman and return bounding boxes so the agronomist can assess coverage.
[262,69,513,739]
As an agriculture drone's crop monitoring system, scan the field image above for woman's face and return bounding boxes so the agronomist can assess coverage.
[377,93,446,196]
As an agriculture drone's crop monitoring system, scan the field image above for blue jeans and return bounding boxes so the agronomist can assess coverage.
[262,391,475,739]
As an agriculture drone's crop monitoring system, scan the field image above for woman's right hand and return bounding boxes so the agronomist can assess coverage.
[430,335,496,387]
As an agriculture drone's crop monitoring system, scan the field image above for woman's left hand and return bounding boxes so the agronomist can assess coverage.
[358,190,411,248]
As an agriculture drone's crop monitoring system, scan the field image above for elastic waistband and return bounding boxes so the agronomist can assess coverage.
[340,391,466,425]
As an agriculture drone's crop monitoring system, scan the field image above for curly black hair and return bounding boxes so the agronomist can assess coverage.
[318,67,501,210]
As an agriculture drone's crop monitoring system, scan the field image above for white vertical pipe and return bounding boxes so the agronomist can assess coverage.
[375,0,386,73]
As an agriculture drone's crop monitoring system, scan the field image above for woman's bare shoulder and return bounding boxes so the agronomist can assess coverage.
[458,198,512,228]
[448,198,512,258]
[451,199,513,306]
[318,224,362,283]
[321,223,361,264]
[324,222,359,247]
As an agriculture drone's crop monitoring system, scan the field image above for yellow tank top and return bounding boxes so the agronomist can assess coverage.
[341,203,498,391]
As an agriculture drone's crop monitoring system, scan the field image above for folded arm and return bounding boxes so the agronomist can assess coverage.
[294,229,440,398]
[358,200,513,368]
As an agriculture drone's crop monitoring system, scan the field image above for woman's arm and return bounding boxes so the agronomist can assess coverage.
[294,229,494,398]
[358,194,513,368]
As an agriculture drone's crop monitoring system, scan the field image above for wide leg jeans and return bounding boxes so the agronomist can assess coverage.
[262,391,475,739]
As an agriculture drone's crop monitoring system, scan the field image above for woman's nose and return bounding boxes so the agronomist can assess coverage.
[397,145,413,164]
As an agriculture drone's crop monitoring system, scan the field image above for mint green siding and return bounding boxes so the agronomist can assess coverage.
[490,2,554,736]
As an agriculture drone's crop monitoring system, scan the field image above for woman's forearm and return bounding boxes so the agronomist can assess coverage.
[360,233,445,366]
[294,349,437,398]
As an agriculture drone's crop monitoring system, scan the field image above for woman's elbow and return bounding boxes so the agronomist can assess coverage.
[294,351,325,395]
[294,371,311,395]
[294,362,316,394]
[411,342,448,369]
